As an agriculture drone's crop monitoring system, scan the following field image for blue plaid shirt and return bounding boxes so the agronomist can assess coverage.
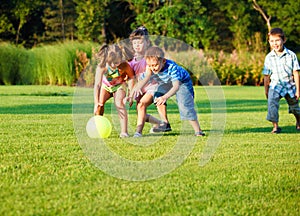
[262,47,300,97]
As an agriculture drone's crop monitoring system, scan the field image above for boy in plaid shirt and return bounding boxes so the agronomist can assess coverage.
[263,28,300,133]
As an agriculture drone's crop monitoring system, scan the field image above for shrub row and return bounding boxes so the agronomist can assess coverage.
[170,49,265,86]
[0,42,96,85]
[0,42,267,86]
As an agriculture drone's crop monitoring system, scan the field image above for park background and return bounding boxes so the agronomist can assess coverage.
[1,0,300,215]
[1,0,300,86]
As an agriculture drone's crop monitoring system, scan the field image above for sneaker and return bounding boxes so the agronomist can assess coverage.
[119,133,129,138]
[149,127,155,134]
[195,131,205,136]
[152,122,172,132]
[133,132,142,137]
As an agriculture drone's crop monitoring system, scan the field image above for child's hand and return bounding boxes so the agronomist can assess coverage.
[123,96,133,107]
[154,96,167,106]
[131,86,143,98]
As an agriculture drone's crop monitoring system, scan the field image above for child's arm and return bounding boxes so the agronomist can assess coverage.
[264,75,270,99]
[125,78,135,107]
[293,70,300,100]
[130,66,152,98]
[155,80,180,106]
[94,65,105,114]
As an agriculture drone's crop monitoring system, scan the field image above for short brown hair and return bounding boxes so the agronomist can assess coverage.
[268,28,286,42]
[144,46,165,61]
[129,26,149,41]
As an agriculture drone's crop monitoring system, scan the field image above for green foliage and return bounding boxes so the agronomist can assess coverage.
[0,85,299,215]
[74,0,107,43]
[208,50,265,86]
[0,41,96,85]
[132,0,216,50]
[0,42,269,86]
[254,0,300,46]
[43,0,77,42]
[164,48,265,86]
[0,43,20,85]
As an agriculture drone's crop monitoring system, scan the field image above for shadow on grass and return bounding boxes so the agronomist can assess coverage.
[229,125,300,134]
[0,103,73,114]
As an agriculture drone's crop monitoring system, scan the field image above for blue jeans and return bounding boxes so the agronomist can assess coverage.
[154,81,198,120]
[267,88,300,122]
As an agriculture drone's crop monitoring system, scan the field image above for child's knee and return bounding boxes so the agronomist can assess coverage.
[137,101,147,109]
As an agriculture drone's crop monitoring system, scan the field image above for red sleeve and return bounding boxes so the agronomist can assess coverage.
[118,62,135,79]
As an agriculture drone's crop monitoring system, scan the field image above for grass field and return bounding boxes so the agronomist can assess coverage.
[0,85,299,215]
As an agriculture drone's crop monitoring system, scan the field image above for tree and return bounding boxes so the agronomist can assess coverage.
[0,0,41,45]
[74,0,107,43]
[43,0,77,42]
[252,0,271,31]
[127,0,216,50]
[251,0,300,48]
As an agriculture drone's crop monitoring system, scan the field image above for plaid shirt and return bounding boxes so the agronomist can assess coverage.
[262,47,300,97]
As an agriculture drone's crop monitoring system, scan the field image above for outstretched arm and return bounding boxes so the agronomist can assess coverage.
[155,80,180,106]
[130,66,152,98]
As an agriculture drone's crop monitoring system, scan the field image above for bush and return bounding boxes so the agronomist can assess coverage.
[0,41,96,85]
[0,42,268,86]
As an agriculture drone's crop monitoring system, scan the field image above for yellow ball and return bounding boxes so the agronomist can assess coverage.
[86,116,112,138]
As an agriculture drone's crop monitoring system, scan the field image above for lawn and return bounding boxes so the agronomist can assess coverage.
[0,85,299,215]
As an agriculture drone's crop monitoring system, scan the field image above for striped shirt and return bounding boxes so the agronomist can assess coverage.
[151,59,194,96]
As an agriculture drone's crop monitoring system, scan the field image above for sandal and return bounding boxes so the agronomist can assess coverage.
[195,131,205,136]
[271,127,281,134]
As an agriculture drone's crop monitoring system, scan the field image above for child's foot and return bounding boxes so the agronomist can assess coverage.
[195,131,205,136]
[271,127,281,134]
[119,133,129,138]
[152,122,172,132]
[133,132,142,138]
[296,123,300,131]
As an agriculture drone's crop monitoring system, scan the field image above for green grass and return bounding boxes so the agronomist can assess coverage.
[0,85,299,215]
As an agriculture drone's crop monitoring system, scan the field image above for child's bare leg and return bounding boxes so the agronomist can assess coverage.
[189,120,205,136]
[189,120,203,133]
[157,104,169,124]
[271,121,281,133]
[114,89,128,135]
[145,114,161,126]
[136,94,153,134]
[97,88,111,115]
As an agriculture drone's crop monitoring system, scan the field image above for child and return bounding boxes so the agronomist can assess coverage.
[129,27,171,137]
[132,46,205,136]
[263,27,300,133]
[94,44,135,138]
